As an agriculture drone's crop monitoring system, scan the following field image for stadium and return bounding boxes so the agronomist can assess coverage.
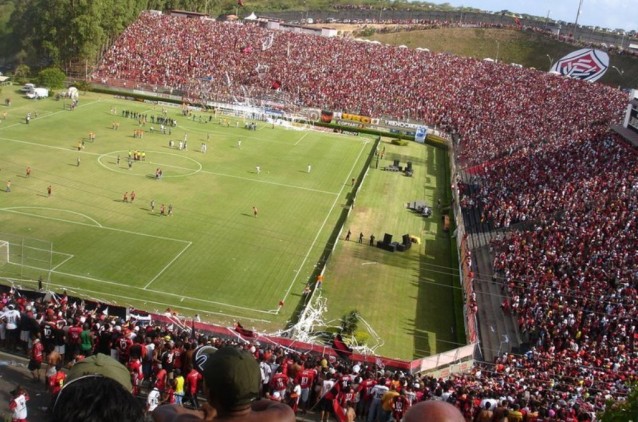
[0,1,637,421]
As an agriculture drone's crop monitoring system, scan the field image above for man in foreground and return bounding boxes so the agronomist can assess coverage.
[152,346,295,422]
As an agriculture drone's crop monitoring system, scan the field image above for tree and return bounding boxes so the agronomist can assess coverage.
[14,64,30,80]
[340,310,359,336]
[37,67,66,89]
[599,384,638,422]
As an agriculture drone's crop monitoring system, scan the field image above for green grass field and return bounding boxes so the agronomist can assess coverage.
[0,89,460,360]
[318,142,463,360]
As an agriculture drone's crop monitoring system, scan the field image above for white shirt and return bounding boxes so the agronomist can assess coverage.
[147,388,161,412]
[11,393,28,419]
[4,309,20,330]
[370,384,389,401]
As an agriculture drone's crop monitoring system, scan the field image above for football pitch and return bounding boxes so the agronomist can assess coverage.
[0,90,461,360]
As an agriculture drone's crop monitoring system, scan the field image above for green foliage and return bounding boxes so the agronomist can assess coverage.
[37,67,66,89]
[390,138,408,146]
[72,80,91,92]
[14,64,30,80]
[353,330,369,346]
[340,310,359,335]
[599,384,638,422]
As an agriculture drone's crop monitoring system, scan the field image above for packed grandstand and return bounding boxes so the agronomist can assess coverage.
[2,9,637,421]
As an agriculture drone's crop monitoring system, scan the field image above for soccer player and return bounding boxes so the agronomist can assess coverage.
[47,185,52,197]
[130,191,136,203]
[256,165,261,174]
[253,206,258,217]
[307,164,312,173]
[123,192,129,203]
[26,166,31,177]
[150,199,156,213]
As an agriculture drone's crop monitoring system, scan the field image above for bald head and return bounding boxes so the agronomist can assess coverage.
[404,401,465,422]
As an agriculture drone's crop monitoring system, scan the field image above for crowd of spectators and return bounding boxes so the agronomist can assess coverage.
[20,9,638,420]
[0,287,615,420]
[92,13,627,140]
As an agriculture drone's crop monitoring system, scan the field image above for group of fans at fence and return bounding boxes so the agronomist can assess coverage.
[0,289,625,420]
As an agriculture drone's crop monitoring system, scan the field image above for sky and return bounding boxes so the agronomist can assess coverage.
[433,0,635,32]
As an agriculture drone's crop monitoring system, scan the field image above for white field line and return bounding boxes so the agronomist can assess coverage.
[0,136,338,195]
[49,268,277,315]
[143,241,192,289]
[294,132,310,146]
[0,207,275,315]
[41,280,273,323]
[51,253,74,271]
[199,169,338,195]
[2,207,103,227]
[0,208,189,244]
[278,139,370,308]
[0,99,101,131]
[0,208,271,313]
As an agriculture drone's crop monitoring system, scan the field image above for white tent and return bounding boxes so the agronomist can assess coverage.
[244,12,257,20]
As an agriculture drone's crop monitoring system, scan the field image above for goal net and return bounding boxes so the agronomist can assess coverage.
[0,234,53,288]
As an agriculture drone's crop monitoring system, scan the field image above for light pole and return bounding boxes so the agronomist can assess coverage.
[574,0,584,27]
[546,54,553,69]
[495,41,500,63]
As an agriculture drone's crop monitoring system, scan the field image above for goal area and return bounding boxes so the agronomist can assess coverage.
[0,234,53,288]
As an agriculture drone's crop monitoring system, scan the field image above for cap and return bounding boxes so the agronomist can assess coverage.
[67,353,132,392]
[203,346,260,409]
[193,345,218,374]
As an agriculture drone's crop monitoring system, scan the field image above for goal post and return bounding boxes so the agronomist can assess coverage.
[0,240,8,266]
[0,234,53,289]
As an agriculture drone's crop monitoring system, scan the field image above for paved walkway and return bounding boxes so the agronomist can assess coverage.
[0,350,50,421]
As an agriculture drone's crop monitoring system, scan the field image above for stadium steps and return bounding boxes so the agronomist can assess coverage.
[472,244,522,362]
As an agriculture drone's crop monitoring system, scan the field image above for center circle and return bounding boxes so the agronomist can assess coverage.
[97,150,202,178]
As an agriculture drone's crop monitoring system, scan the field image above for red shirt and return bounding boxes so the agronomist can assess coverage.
[128,359,143,382]
[31,341,44,363]
[295,368,317,389]
[49,371,66,395]
[117,336,133,361]
[68,325,82,344]
[155,368,168,392]
[358,379,377,400]
[270,373,289,391]
[392,395,410,419]
[186,369,202,395]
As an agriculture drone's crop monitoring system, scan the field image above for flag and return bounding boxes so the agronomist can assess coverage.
[514,16,521,27]
[102,306,109,316]
[235,322,255,338]
[332,399,347,422]
[271,80,281,90]
[332,334,352,360]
